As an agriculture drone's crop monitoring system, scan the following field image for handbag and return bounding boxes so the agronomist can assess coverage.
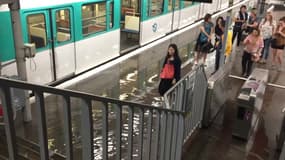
[251,53,260,62]
[201,41,215,53]
[160,63,174,79]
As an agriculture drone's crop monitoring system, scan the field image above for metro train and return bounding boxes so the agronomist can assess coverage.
[0,0,250,84]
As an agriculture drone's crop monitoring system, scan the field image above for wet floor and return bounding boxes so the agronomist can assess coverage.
[183,8,285,158]
[6,19,220,159]
[2,7,285,160]
[183,77,285,160]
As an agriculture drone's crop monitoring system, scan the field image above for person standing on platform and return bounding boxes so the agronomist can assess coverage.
[158,44,181,96]
[246,11,259,34]
[259,13,275,64]
[194,13,214,66]
[232,5,248,47]
[213,16,225,73]
[271,17,285,71]
[242,28,264,77]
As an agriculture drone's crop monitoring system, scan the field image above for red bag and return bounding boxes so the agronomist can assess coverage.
[160,63,175,79]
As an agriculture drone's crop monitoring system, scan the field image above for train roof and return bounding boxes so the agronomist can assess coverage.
[0,0,107,11]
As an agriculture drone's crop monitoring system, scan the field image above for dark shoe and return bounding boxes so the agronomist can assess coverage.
[211,71,217,75]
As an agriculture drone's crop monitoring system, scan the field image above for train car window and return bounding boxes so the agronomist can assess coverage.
[55,9,71,43]
[26,14,47,49]
[82,2,107,36]
[182,0,193,8]
[122,0,131,7]
[148,0,164,17]
[168,0,179,11]
[109,2,114,28]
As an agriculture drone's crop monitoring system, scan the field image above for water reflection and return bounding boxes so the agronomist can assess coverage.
[16,18,222,159]
[46,42,196,159]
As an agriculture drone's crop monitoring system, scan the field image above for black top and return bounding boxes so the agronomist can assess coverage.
[162,56,181,81]
[246,17,258,33]
[215,22,224,45]
[215,25,224,37]
[235,11,248,27]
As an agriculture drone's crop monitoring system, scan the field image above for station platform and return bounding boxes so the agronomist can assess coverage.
[183,7,285,160]
[0,3,285,160]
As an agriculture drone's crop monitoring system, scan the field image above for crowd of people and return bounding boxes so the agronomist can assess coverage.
[158,5,285,96]
[194,5,285,77]
[232,5,285,76]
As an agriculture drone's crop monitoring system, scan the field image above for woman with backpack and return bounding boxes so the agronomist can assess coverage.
[194,13,214,66]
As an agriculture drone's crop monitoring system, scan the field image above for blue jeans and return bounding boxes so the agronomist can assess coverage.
[261,38,271,60]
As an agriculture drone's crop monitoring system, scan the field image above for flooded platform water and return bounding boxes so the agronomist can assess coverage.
[7,15,223,159]
[6,7,285,160]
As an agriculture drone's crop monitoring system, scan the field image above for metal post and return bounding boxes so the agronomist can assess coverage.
[8,0,32,122]
[259,0,266,15]
[219,15,231,69]
[35,91,49,160]
[81,99,94,160]
[0,86,17,160]
[62,96,73,160]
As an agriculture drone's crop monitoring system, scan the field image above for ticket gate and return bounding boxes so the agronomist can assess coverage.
[232,68,268,140]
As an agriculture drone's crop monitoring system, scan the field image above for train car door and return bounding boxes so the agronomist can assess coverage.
[50,7,75,81]
[23,11,54,84]
[23,7,75,83]
[169,0,180,32]
[120,0,141,53]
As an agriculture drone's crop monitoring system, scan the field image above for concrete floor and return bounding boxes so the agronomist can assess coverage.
[183,7,285,159]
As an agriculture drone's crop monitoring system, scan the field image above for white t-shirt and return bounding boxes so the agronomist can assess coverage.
[260,19,276,39]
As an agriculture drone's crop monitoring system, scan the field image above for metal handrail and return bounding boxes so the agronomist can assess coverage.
[163,65,200,110]
[0,77,183,114]
[163,65,208,143]
[0,77,185,160]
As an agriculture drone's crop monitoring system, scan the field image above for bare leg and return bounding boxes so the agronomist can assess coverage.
[202,53,207,64]
[195,52,200,64]
[277,49,283,65]
[271,48,277,66]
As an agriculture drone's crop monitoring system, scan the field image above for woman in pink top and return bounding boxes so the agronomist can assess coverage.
[242,28,264,77]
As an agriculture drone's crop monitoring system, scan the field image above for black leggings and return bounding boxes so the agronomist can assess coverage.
[232,26,243,46]
[242,51,253,75]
